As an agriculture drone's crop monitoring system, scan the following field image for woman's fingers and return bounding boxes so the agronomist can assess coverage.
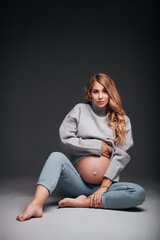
[91,194,97,208]
[90,195,93,207]
[97,194,101,207]
[94,195,97,207]
[98,194,101,204]
[103,152,110,158]
[96,195,98,207]
[90,194,95,207]
[94,194,101,207]
[90,193,102,208]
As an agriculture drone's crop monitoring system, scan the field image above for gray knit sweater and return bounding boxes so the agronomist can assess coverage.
[59,102,134,182]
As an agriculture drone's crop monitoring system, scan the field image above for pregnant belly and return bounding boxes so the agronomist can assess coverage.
[75,155,110,184]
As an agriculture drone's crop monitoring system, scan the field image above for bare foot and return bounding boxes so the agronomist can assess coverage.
[58,195,90,208]
[16,200,43,222]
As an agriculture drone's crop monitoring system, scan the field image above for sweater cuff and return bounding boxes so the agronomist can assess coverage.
[103,160,119,181]
[104,170,120,182]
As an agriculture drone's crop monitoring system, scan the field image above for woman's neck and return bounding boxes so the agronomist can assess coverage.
[91,101,107,117]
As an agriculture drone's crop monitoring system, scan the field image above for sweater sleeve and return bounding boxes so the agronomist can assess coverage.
[59,104,102,156]
[104,115,134,182]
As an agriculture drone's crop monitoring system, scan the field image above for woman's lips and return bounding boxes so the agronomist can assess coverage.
[97,101,104,104]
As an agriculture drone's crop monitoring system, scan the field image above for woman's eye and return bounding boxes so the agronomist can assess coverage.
[93,91,98,93]
[103,90,108,93]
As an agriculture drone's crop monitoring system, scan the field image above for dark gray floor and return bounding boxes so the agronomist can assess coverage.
[1,177,160,240]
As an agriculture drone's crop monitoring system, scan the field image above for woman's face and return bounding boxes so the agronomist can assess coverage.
[89,81,109,108]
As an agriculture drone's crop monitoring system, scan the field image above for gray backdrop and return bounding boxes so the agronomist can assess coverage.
[1,1,159,181]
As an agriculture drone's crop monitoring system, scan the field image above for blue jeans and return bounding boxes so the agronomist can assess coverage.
[37,152,146,209]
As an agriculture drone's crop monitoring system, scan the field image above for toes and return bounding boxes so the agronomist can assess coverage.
[58,199,67,208]
[17,215,24,221]
[58,198,67,206]
[60,202,66,208]
[16,205,43,221]
[58,201,64,208]
[58,201,62,207]
[16,211,31,221]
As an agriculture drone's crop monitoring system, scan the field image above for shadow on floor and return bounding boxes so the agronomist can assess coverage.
[109,206,146,212]
[43,200,146,213]
[43,200,60,212]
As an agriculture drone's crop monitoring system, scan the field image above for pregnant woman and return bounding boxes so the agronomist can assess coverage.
[17,73,146,221]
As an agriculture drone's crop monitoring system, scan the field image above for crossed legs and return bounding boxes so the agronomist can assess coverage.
[17,152,146,221]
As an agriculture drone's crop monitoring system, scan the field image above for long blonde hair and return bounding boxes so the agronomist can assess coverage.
[84,73,127,146]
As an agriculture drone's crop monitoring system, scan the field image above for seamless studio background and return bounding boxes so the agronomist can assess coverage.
[1,1,159,182]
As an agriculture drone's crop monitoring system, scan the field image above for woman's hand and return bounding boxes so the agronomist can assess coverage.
[101,141,112,158]
[88,186,108,208]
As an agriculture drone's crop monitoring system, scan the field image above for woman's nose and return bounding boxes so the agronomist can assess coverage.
[98,92,103,99]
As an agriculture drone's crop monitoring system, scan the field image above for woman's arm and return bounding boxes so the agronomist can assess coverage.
[101,177,112,188]
[89,177,112,208]
[90,117,133,207]
[103,115,134,182]
[59,104,102,156]
[104,147,130,181]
